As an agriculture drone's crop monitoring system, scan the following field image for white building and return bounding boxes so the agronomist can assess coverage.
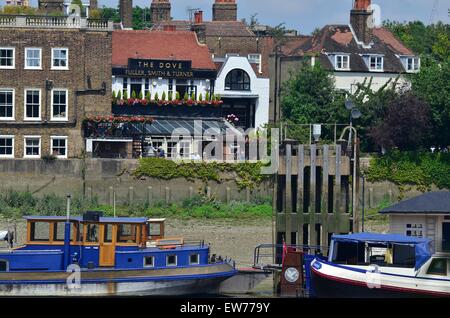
[214,56,270,130]
[380,191,450,253]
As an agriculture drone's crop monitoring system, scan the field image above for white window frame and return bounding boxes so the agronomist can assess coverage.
[0,88,15,121]
[143,256,155,268]
[248,54,262,74]
[189,253,200,265]
[50,89,68,121]
[51,48,69,70]
[24,48,42,70]
[50,136,68,159]
[24,88,41,121]
[335,55,350,71]
[0,135,14,158]
[369,55,384,72]
[23,136,41,159]
[0,47,15,70]
[166,254,177,267]
[406,223,424,238]
[406,57,420,73]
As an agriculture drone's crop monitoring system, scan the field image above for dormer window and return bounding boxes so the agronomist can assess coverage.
[369,55,384,71]
[335,55,350,70]
[406,57,420,73]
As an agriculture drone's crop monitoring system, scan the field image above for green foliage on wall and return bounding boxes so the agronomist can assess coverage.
[365,151,450,191]
[133,158,270,190]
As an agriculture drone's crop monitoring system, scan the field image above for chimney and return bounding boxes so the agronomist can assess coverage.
[350,0,373,45]
[213,0,237,21]
[90,0,98,10]
[163,25,176,32]
[120,0,133,29]
[151,0,171,23]
[192,11,206,44]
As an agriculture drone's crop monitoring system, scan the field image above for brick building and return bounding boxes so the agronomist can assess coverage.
[0,15,113,159]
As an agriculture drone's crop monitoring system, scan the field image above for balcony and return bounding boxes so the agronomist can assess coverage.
[0,15,113,31]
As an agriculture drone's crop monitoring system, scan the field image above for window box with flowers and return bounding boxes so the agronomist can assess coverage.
[112,91,224,107]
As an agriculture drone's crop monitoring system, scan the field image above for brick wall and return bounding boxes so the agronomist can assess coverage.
[0,27,112,159]
[212,2,237,21]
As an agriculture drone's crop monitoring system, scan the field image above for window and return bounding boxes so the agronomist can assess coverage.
[0,48,14,69]
[52,48,68,70]
[144,256,154,268]
[24,136,41,158]
[0,260,8,272]
[179,140,191,159]
[406,224,423,238]
[117,224,137,243]
[248,54,262,73]
[24,89,41,120]
[369,56,383,71]
[0,89,14,120]
[336,55,350,70]
[51,89,68,121]
[427,259,448,276]
[166,255,177,267]
[225,69,251,91]
[406,57,420,72]
[0,136,14,158]
[25,48,41,69]
[103,224,113,243]
[53,222,65,242]
[189,254,200,265]
[30,222,50,241]
[85,223,99,243]
[51,136,68,158]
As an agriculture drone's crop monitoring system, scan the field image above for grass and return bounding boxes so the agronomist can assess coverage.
[0,190,273,220]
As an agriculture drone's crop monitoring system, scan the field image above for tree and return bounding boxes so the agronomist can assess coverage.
[369,92,431,151]
[410,58,450,149]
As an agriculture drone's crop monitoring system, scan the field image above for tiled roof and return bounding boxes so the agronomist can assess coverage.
[285,25,415,73]
[380,191,450,214]
[112,30,216,70]
[151,20,254,37]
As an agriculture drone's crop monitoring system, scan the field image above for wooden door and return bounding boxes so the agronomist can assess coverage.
[99,224,116,267]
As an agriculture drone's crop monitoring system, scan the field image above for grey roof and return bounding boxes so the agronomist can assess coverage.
[380,191,450,214]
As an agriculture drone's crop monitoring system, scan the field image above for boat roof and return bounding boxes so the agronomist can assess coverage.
[332,232,431,245]
[24,216,148,224]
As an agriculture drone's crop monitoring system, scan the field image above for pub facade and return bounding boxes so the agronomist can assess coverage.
[85,29,242,160]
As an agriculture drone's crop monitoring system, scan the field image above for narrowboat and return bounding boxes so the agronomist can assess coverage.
[310,233,450,298]
[0,210,237,296]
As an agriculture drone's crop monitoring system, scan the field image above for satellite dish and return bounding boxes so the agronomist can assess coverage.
[345,100,355,110]
[351,108,362,119]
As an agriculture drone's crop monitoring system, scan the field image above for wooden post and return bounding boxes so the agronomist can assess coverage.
[309,144,317,246]
[334,144,342,234]
[297,145,305,245]
[321,145,330,251]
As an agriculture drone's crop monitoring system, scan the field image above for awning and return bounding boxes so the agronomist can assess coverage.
[128,119,230,136]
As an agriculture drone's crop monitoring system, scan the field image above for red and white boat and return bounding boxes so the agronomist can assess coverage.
[310,233,450,298]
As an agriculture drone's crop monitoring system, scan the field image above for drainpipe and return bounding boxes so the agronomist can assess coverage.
[63,194,72,270]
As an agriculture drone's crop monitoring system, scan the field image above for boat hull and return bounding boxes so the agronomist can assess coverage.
[0,263,236,296]
[310,260,450,298]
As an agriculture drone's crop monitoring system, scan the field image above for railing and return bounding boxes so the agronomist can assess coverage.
[0,15,113,31]
[253,243,329,268]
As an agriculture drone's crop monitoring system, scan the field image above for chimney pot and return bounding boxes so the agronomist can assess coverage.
[194,11,204,24]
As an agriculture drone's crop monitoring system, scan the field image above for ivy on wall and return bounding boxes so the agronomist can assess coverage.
[365,151,450,192]
[133,158,270,190]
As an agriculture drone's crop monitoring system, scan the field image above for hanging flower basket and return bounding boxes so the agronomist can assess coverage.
[83,115,154,124]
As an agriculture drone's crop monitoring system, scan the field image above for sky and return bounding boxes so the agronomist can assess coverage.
[26,0,450,34]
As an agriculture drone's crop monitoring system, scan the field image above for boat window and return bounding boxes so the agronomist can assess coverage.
[149,223,161,237]
[332,242,365,265]
[166,255,177,267]
[85,223,99,243]
[30,222,50,242]
[144,256,154,268]
[189,254,200,265]
[75,222,83,242]
[53,222,65,242]
[103,224,113,243]
[392,244,415,268]
[427,259,448,276]
[0,260,8,271]
[117,224,137,243]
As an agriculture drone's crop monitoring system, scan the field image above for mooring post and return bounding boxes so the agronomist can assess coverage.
[285,143,292,245]
[309,144,317,247]
[297,145,305,245]
[321,145,330,252]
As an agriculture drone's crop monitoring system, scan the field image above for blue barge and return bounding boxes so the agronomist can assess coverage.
[0,212,237,296]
